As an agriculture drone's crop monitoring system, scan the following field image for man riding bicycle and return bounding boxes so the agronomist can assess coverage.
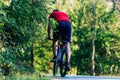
[48,9,72,71]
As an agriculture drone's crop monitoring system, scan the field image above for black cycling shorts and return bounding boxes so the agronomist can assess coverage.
[53,21,72,42]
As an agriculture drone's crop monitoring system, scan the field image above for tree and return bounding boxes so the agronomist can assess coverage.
[71,0,120,75]
[0,0,49,75]
[91,0,97,76]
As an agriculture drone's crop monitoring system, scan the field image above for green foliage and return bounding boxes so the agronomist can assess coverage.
[0,0,120,76]
[0,72,50,80]
[0,0,49,75]
[71,0,120,75]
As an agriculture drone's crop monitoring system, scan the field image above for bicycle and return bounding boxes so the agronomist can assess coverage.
[50,38,68,77]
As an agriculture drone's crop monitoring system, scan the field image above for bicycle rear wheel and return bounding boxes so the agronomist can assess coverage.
[60,50,68,77]
[53,61,58,76]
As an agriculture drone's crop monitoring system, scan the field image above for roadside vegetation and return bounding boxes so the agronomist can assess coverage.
[0,72,50,80]
[0,0,120,78]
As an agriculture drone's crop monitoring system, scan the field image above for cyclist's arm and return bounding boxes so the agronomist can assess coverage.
[47,18,52,39]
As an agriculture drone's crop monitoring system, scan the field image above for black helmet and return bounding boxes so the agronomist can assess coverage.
[53,9,59,12]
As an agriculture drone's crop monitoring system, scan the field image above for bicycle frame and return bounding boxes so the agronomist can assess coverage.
[57,42,66,63]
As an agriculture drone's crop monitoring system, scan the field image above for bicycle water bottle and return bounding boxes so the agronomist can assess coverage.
[57,45,61,62]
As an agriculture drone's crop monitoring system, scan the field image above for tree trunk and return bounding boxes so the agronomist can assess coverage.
[92,1,97,76]
[31,43,34,68]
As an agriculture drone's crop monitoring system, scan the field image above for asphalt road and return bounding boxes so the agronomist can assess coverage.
[44,74,120,80]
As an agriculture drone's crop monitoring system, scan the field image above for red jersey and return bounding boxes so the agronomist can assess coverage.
[49,11,70,22]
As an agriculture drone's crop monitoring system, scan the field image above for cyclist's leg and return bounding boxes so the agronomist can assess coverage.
[52,39,58,59]
[65,25,72,70]
[52,31,59,60]
[66,42,71,63]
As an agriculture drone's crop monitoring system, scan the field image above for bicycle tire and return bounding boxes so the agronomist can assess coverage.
[53,61,58,76]
[60,50,68,77]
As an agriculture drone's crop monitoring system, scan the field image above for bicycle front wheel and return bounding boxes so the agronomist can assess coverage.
[60,50,68,77]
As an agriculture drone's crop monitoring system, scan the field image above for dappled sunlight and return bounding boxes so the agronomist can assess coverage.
[0,0,120,78]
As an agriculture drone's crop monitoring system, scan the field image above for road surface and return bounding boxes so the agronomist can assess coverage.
[44,74,120,80]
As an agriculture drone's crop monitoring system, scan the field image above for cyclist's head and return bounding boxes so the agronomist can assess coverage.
[53,9,59,12]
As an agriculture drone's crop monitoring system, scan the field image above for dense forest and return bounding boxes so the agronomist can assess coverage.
[0,0,120,77]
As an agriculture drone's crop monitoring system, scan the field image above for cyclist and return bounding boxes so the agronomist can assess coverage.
[48,9,72,71]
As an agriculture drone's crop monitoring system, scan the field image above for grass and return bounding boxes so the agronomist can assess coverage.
[0,72,51,80]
